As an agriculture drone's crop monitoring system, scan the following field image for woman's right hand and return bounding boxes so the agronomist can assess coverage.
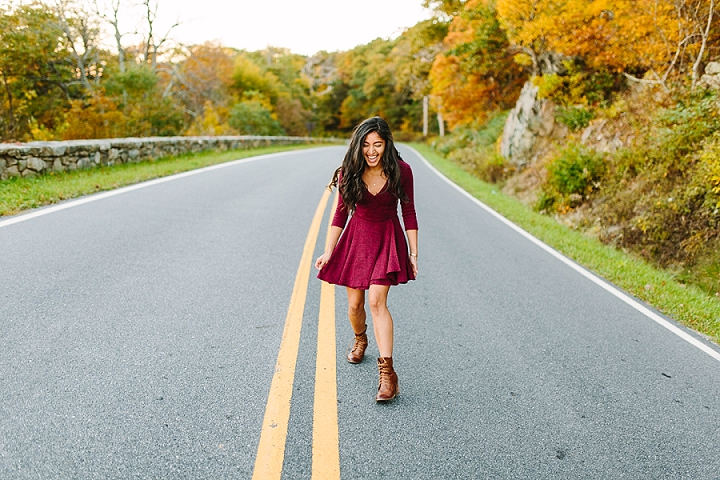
[315,252,331,270]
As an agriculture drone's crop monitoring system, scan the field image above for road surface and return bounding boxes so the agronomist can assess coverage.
[2,145,720,478]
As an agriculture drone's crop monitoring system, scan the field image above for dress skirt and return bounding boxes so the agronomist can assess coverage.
[317,213,415,290]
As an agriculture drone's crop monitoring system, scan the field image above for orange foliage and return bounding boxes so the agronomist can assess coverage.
[62,92,127,140]
[496,0,717,79]
[548,0,679,72]
[178,42,236,115]
[430,0,524,128]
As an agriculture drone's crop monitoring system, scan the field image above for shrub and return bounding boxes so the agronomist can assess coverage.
[434,111,511,182]
[556,106,594,131]
[535,63,621,132]
[229,100,285,136]
[593,91,720,270]
[543,144,605,207]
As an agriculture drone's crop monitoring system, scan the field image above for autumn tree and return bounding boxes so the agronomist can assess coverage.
[496,0,720,90]
[304,51,347,133]
[51,0,103,92]
[173,42,236,131]
[430,0,524,128]
[423,0,470,17]
[0,2,77,140]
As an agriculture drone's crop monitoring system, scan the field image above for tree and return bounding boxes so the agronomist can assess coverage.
[174,42,236,120]
[0,2,76,140]
[92,0,129,73]
[423,0,470,17]
[139,0,179,72]
[228,97,285,136]
[496,0,720,91]
[231,54,282,104]
[51,0,102,92]
[430,0,524,128]
[387,19,449,132]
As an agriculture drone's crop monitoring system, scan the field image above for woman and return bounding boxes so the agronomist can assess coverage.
[315,116,418,403]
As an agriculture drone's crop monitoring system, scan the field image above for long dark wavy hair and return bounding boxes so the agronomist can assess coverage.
[329,116,408,213]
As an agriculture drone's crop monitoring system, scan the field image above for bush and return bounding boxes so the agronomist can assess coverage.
[556,106,594,131]
[229,100,285,136]
[539,143,605,211]
[593,91,720,272]
[433,111,512,182]
[535,63,621,132]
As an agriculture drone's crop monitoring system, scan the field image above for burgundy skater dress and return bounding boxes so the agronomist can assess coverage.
[318,159,418,290]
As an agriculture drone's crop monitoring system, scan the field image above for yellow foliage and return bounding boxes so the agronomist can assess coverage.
[699,134,720,207]
[430,0,524,128]
[30,118,59,141]
[496,0,693,75]
[185,101,235,136]
[62,92,128,140]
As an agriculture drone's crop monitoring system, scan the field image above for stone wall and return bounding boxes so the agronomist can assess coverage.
[0,135,337,180]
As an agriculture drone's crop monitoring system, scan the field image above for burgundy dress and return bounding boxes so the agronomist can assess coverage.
[318,159,418,290]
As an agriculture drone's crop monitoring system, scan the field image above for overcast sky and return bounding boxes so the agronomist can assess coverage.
[134,0,434,55]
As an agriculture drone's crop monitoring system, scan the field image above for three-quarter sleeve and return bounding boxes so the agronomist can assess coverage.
[400,162,418,230]
[331,169,349,228]
[331,198,349,227]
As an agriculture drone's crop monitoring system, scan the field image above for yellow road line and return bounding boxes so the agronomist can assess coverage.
[252,188,331,480]
[312,192,341,479]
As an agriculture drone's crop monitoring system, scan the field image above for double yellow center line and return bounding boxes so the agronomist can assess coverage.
[252,189,341,479]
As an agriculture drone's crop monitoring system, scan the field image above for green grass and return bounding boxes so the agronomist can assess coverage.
[0,143,331,217]
[410,142,720,343]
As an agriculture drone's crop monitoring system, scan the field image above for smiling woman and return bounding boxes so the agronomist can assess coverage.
[315,116,419,403]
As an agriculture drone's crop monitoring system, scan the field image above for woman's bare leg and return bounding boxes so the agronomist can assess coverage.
[346,287,367,334]
[368,284,393,358]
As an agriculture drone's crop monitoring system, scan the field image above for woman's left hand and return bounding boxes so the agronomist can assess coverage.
[409,255,418,277]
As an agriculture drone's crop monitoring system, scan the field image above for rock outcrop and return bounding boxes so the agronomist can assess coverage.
[700,61,720,89]
[500,81,560,168]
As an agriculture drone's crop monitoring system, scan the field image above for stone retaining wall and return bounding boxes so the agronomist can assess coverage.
[0,135,338,180]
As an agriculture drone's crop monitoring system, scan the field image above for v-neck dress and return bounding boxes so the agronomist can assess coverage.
[317,159,418,290]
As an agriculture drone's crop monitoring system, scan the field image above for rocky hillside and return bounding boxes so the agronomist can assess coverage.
[490,65,720,297]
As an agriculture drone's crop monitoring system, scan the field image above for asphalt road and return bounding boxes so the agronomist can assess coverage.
[2,145,720,479]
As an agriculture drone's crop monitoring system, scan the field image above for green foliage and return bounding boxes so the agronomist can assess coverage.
[556,106,594,131]
[0,3,77,140]
[593,90,720,274]
[539,143,605,211]
[650,93,720,170]
[535,63,621,132]
[232,55,281,104]
[229,99,285,135]
[231,49,313,136]
[433,111,511,182]
[104,66,159,99]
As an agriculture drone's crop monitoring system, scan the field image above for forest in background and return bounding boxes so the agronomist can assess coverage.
[0,0,450,141]
[2,0,720,296]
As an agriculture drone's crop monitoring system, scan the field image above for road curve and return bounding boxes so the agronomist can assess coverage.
[1,146,720,478]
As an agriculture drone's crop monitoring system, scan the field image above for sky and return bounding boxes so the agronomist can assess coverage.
[137,0,434,56]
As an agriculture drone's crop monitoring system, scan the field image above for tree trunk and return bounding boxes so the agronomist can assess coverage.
[692,0,715,90]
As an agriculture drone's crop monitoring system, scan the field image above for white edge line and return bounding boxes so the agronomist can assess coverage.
[404,144,720,364]
[0,148,334,230]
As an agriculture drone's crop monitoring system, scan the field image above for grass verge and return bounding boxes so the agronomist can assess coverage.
[410,142,720,344]
[0,143,333,217]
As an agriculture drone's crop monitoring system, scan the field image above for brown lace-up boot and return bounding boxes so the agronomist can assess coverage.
[375,357,399,402]
[346,326,368,364]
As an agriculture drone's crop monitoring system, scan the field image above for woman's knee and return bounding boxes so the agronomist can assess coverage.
[368,289,389,315]
[346,289,365,316]
[348,302,365,317]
